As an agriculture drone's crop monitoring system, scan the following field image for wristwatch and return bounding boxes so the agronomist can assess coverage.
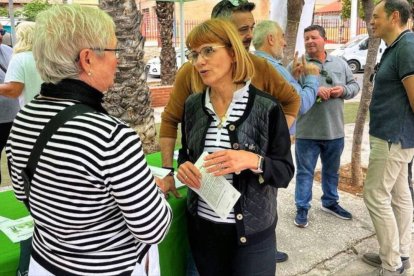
[162,166,174,177]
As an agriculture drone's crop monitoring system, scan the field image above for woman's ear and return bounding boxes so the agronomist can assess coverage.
[78,48,93,72]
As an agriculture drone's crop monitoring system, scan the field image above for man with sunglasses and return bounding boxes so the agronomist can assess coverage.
[291,25,359,228]
[159,0,299,267]
[0,24,16,185]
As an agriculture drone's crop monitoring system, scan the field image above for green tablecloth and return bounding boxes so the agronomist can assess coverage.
[0,152,189,276]
[0,190,29,276]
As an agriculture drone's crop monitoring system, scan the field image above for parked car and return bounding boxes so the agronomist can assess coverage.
[145,50,187,77]
[330,34,386,73]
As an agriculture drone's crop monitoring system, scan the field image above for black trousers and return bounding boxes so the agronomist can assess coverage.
[187,215,276,276]
[0,122,13,184]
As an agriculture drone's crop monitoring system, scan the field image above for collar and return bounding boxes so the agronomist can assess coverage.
[205,80,251,114]
[254,50,283,65]
[387,29,411,49]
[40,79,107,113]
[306,51,332,64]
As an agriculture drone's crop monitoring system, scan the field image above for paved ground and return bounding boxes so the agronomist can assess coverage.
[153,101,413,275]
[275,123,414,276]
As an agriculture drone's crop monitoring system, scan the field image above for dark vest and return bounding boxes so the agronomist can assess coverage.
[179,84,293,245]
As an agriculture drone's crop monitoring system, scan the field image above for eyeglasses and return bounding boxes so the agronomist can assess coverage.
[212,0,249,18]
[90,48,123,59]
[320,69,333,85]
[185,45,226,64]
[0,29,6,36]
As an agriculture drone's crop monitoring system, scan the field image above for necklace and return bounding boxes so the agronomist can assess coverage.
[211,83,240,129]
[217,114,227,129]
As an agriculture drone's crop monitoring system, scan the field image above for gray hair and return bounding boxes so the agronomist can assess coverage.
[33,5,115,84]
[252,20,282,49]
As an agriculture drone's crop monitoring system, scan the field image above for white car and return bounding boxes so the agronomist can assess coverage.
[145,50,187,77]
[330,34,386,73]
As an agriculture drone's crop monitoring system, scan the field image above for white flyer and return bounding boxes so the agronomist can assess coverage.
[148,165,171,179]
[0,215,34,243]
[0,216,12,228]
[191,152,241,219]
[148,165,185,189]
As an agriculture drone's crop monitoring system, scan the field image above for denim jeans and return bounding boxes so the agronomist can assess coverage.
[188,215,276,276]
[295,138,344,210]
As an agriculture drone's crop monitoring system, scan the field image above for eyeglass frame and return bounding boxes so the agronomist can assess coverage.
[75,48,123,62]
[90,48,123,59]
[185,45,227,64]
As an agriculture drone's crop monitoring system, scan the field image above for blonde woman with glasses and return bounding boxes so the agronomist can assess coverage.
[176,18,294,276]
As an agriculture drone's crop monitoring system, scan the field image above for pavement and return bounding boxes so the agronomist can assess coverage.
[152,105,413,276]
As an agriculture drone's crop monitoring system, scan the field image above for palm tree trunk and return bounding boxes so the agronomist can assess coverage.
[100,0,159,154]
[351,0,380,186]
[282,0,304,66]
[156,1,177,85]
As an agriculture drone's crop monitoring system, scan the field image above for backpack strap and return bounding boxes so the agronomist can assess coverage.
[22,104,95,209]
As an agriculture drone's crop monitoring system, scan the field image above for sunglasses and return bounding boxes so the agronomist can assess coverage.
[185,45,226,64]
[320,69,333,85]
[0,29,6,36]
[212,0,249,18]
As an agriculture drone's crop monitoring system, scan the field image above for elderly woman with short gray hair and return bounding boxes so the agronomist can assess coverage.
[6,5,172,275]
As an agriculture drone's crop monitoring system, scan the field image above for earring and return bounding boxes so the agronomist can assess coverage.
[87,71,92,76]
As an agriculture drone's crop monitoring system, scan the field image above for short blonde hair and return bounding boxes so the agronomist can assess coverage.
[13,22,36,54]
[33,5,115,84]
[185,18,254,92]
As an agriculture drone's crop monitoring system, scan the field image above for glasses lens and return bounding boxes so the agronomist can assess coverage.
[186,52,197,64]
[326,76,333,84]
[0,29,6,36]
[201,47,215,59]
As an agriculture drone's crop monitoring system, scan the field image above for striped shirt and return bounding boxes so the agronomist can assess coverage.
[6,84,172,275]
[197,82,250,223]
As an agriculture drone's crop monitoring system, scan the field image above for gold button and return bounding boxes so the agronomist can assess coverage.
[236,214,243,220]
[240,237,247,243]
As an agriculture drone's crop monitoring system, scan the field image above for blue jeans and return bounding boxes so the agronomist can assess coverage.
[295,138,344,210]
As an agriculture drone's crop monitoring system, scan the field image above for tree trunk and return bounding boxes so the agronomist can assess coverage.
[282,0,304,66]
[351,0,380,186]
[100,0,159,154]
[156,1,176,85]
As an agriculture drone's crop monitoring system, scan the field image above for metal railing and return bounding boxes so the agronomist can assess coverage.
[142,15,413,46]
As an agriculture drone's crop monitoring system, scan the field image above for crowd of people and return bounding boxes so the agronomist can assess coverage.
[0,0,413,275]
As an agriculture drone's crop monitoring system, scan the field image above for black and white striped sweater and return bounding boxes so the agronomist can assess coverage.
[6,79,172,276]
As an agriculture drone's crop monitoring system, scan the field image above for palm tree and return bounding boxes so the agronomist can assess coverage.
[100,0,159,153]
[156,1,177,85]
[282,0,304,66]
[351,0,381,186]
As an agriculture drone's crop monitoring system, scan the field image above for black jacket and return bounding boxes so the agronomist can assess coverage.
[178,84,294,245]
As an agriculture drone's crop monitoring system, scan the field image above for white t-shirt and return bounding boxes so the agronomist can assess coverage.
[5,51,43,105]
